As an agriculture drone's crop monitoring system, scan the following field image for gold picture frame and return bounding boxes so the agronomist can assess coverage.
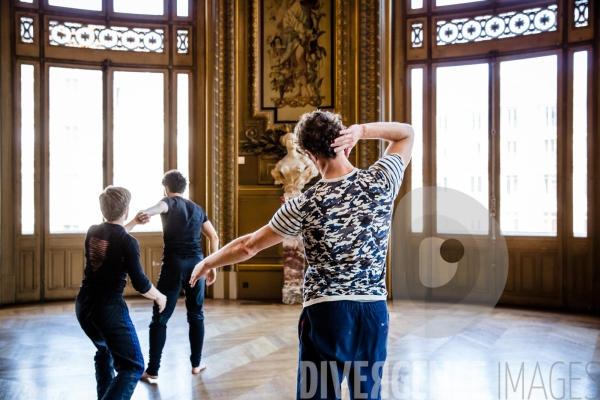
[260,0,334,123]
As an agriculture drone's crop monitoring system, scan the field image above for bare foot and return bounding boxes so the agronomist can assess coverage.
[141,371,158,380]
[192,364,207,374]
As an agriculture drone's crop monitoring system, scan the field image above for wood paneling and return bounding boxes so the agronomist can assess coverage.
[67,250,84,289]
[504,254,516,294]
[49,250,66,290]
[236,188,285,299]
[15,249,40,302]
[238,188,283,263]
[500,245,562,307]
[45,248,86,299]
[18,250,36,293]
[16,234,41,302]
[567,239,593,310]
[519,255,535,295]
[237,270,283,300]
[540,255,556,295]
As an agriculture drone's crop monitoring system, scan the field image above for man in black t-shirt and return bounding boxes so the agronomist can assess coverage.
[76,186,167,400]
[138,170,220,379]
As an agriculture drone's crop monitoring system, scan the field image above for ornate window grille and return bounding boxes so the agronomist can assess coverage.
[436,5,558,46]
[177,29,189,54]
[20,17,34,43]
[574,0,589,28]
[48,20,165,53]
[411,23,424,48]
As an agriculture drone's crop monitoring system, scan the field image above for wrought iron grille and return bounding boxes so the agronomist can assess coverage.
[411,23,424,48]
[436,5,558,46]
[20,17,34,44]
[48,20,165,53]
[176,30,189,54]
[574,0,589,28]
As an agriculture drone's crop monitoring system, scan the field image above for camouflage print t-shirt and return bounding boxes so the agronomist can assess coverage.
[269,153,405,307]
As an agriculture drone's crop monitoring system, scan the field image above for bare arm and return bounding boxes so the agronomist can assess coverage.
[143,200,169,217]
[201,221,220,286]
[123,211,146,233]
[189,225,284,287]
[201,220,220,256]
[141,284,167,313]
[136,200,168,225]
[332,122,415,165]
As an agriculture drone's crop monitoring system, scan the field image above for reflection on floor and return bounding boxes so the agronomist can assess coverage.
[0,298,599,399]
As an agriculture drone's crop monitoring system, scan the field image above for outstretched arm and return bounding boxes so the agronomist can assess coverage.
[135,200,169,225]
[123,211,147,233]
[189,225,284,287]
[332,122,415,164]
[143,200,169,217]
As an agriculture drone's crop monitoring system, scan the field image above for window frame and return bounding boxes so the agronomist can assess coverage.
[15,60,42,238]
[43,62,105,236]
[403,0,589,240]
[566,44,593,239]
[495,49,563,237]
[14,0,195,237]
[431,57,493,237]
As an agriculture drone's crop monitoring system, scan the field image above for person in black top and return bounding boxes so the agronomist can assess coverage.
[76,186,167,400]
[138,170,219,379]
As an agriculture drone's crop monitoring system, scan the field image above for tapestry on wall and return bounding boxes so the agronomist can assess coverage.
[261,0,334,122]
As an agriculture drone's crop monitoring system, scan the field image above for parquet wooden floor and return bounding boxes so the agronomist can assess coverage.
[0,298,599,400]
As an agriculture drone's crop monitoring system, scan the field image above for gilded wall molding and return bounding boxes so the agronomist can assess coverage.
[244,0,271,135]
[218,0,236,245]
[335,0,350,124]
[357,0,381,169]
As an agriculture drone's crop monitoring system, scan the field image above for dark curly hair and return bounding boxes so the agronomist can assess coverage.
[162,170,187,194]
[294,110,345,159]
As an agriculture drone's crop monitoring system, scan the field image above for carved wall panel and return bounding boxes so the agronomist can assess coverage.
[499,246,562,308]
[17,250,38,303]
[45,248,85,300]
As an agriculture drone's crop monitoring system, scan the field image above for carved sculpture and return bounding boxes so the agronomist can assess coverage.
[271,131,318,197]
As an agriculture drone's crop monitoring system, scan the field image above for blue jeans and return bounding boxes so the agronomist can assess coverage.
[76,295,145,400]
[146,255,205,376]
[297,300,389,400]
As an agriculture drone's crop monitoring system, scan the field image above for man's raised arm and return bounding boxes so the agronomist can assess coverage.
[332,122,414,164]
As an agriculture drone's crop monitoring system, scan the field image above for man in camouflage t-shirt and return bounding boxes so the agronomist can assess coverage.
[190,111,414,400]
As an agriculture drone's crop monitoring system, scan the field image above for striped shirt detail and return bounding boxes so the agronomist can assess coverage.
[269,198,303,239]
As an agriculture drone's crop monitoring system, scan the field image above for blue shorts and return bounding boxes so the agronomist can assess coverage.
[297,300,389,400]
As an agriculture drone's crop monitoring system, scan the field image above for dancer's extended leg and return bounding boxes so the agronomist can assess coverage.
[144,265,180,378]
[185,270,206,374]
